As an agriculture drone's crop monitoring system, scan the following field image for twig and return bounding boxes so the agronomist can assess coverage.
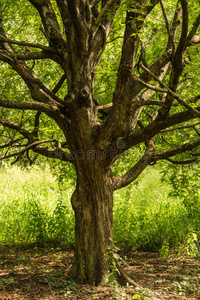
[0,35,56,52]
[0,139,56,160]
[159,0,171,37]
[140,64,200,118]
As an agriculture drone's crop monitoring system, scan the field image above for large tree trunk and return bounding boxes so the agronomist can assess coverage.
[70,160,113,285]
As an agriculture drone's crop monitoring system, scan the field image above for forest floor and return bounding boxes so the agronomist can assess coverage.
[0,245,199,300]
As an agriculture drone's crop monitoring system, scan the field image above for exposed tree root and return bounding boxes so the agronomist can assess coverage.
[116,263,140,287]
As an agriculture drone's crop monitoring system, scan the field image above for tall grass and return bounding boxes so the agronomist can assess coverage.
[0,164,75,246]
[0,164,199,250]
[114,168,198,250]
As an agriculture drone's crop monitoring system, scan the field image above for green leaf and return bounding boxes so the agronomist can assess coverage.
[2,278,15,284]
[106,273,116,286]
[132,295,142,299]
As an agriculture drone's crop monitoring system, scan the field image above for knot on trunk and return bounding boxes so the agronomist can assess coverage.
[79,85,92,107]
[80,86,90,99]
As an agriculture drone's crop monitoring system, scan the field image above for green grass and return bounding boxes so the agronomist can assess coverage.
[0,164,75,246]
[114,168,198,250]
[0,164,199,252]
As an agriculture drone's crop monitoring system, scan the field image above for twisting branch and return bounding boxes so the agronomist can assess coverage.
[161,122,200,133]
[151,138,200,163]
[28,0,66,49]
[185,13,200,49]
[159,0,171,37]
[0,138,25,149]
[140,64,200,118]
[92,0,117,35]
[133,74,167,93]
[33,145,74,162]
[113,138,155,190]
[114,136,200,190]
[0,139,56,160]
[0,10,65,108]
[0,118,34,140]
[0,118,74,163]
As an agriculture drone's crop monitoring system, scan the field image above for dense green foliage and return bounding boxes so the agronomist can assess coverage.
[0,164,199,255]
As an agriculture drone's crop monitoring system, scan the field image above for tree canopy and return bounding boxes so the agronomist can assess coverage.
[0,0,200,285]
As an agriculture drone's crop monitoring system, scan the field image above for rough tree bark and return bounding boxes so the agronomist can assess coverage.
[71,160,113,284]
[0,0,200,285]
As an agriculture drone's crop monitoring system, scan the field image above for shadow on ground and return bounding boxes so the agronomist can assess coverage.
[0,246,199,299]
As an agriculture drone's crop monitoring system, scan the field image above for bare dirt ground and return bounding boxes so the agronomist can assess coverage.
[0,245,199,300]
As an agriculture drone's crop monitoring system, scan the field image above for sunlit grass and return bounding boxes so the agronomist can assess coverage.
[0,164,199,251]
[0,164,75,246]
[114,167,192,250]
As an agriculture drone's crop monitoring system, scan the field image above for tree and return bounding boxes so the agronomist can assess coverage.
[0,0,200,285]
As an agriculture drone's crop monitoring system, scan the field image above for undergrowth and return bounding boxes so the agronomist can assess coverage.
[0,164,199,254]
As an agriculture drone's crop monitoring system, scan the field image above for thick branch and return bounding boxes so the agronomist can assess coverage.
[0,98,51,112]
[1,53,65,106]
[97,52,171,150]
[97,0,162,146]
[66,0,88,51]
[166,158,196,164]
[0,118,34,140]
[185,13,200,48]
[0,118,74,163]
[0,35,56,52]
[0,16,64,108]
[92,0,117,35]
[0,49,53,61]
[52,74,66,94]
[109,105,200,158]
[113,136,200,190]
[55,0,70,46]
[28,0,66,49]
[174,0,188,60]
[151,138,200,163]
[113,137,155,190]
[33,145,74,162]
